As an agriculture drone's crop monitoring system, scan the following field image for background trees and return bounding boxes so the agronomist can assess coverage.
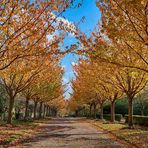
[69,58,147,127]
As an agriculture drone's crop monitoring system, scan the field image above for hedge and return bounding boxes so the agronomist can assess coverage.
[97,114,122,121]
[125,115,148,126]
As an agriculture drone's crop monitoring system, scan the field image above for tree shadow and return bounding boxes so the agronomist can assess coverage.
[7,118,126,148]
[18,127,123,147]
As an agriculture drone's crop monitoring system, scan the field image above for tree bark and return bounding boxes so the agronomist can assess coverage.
[39,102,43,118]
[43,104,46,118]
[111,100,115,122]
[75,110,78,117]
[47,106,50,116]
[93,104,96,119]
[46,105,49,116]
[100,103,104,120]
[54,109,57,117]
[128,97,134,128]
[89,104,92,118]
[48,107,51,116]
[33,101,38,119]
[7,96,15,124]
[24,98,29,120]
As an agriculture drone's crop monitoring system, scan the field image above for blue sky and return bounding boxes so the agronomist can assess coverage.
[61,0,101,99]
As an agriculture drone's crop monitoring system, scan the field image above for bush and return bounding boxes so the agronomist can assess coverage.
[15,112,24,120]
[103,99,128,116]
[97,114,122,121]
[103,98,148,116]
[125,115,148,126]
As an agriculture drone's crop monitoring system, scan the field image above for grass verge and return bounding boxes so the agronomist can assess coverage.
[90,119,148,148]
[0,118,51,147]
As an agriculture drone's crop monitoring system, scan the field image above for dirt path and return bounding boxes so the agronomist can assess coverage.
[13,118,132,148]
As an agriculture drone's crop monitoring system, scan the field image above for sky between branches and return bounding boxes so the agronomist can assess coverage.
[61,0,101,99]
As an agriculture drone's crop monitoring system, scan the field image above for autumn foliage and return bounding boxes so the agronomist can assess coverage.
[0,0,147,130]
[69,0,148,128]
[0,0,77,124]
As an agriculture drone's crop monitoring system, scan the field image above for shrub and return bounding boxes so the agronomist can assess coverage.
[15,112,24,120]
[97,114,122,121]
[103,99,128,116]
[125,115,148,126]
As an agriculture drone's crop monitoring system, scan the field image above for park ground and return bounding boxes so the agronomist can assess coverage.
[0,118,148,148]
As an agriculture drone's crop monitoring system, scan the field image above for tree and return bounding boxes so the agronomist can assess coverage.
[0,85,7,120]
[0,51,53,123]
[94,63,123,122]
[114,68,147,128]
[95,0,148,73]
[23,60,64,119]
[0,59,40,123]
[70,60,108,119]
[74,0,148,73]
[0,0,75,70]
[22,86,37,120]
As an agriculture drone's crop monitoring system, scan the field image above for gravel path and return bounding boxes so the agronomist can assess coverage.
[16,118,130,148]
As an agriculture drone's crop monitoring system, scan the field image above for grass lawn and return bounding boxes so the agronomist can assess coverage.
[90,119,148,148]
[0,118,51,147]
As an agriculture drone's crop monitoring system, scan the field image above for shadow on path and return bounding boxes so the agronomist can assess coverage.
[13,118,128,148]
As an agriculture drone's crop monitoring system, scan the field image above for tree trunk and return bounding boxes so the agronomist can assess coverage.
[75,110,78,117]
[43,104,46,118]
[111,100,115,122]
[39,102,43,118]
[100,104,104,120]
[93,104,96,119]
[24,98,29,120]
[89,104,92,118]
[55,110,57,117]
[46,105,48,116]
[47,106,50,116]
[33,101,38,119]
[128,98,134,128]
[7,96,15,124]
[3,112,6,121]
[48,107,51,116]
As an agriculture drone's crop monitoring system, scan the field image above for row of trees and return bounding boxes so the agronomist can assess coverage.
[0,48,67,123]
[69,60,147,128]
[0,0,82,124]
[69,0,148,128]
